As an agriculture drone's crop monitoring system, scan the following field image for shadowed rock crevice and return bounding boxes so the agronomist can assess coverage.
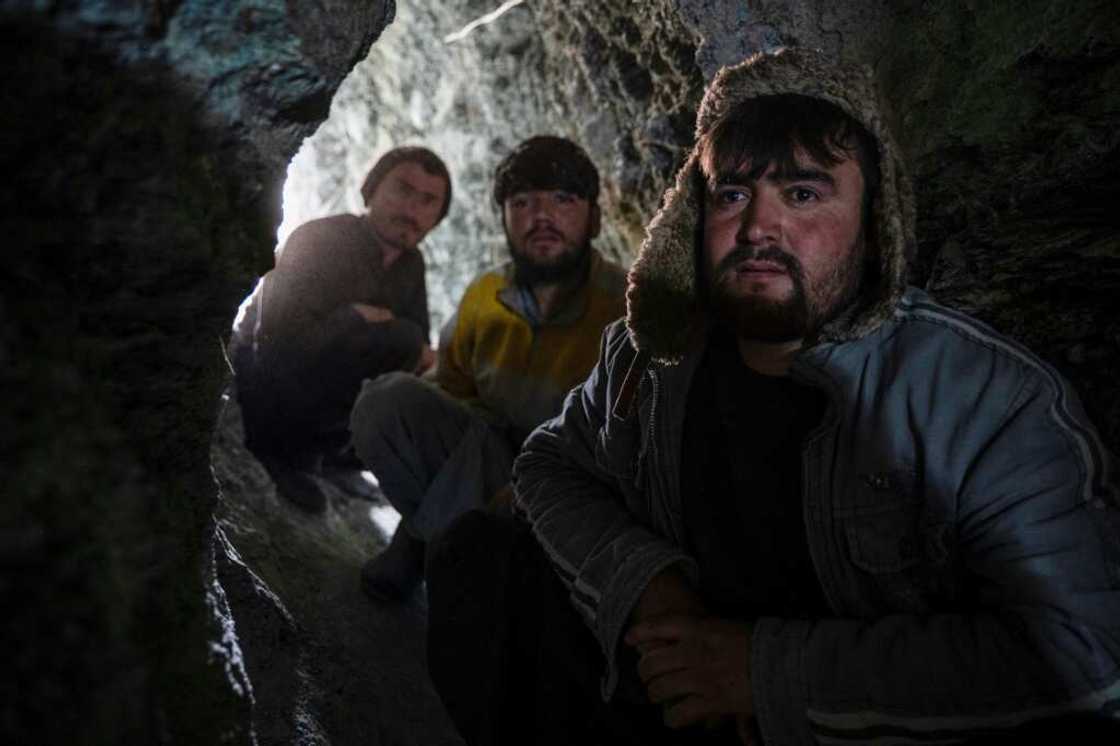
[3,17,256,743]
[4,1,393,743]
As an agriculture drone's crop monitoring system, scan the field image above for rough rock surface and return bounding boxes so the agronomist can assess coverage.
[6,0,1120,744]
[3,1,394,743]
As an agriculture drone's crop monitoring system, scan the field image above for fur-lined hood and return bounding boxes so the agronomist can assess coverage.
[625,47,916,364]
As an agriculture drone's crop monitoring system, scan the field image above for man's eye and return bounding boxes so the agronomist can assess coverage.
[553,191,577,204]
[509,197,528,209]
[714,188,748,206]
[788,187,818,204]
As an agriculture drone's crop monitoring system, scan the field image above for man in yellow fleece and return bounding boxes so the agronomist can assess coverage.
[349,136,626,601]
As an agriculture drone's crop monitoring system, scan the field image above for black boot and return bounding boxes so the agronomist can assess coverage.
[262,458,327,513]
[360,525,426,601]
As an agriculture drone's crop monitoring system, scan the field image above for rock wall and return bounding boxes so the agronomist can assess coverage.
[6,0,1119,743]
[2,1,394,743]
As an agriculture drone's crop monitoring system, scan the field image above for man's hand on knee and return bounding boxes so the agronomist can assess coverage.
[626,615,754,731]
[485,483,514,512]
[352,303,395,323]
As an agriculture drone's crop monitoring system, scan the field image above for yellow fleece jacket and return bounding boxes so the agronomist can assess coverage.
[437,251,626,444]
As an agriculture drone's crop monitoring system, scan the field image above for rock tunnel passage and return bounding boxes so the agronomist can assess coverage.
[6,1,1120,744]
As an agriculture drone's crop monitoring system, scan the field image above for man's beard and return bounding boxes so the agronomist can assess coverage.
[372,212,423,253]
[707,241,864,342]
[509,233,591,286]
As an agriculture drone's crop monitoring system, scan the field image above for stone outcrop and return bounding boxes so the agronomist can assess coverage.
[3,2,394,743]
[6,0,1118,743]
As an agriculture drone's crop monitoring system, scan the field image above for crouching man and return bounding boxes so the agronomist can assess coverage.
[349,136,626,600]
[502,49,1120,744]
[231,147,450,511]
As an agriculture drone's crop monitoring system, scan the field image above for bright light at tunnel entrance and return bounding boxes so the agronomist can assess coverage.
[231,277,263,337]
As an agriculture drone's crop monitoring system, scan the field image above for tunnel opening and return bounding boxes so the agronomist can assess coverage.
[279,0,580,338]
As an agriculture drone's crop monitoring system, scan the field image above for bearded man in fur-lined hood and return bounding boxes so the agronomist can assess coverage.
[492,48,1120,744]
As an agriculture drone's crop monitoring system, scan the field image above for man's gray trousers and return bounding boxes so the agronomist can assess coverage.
[349,372,515,541]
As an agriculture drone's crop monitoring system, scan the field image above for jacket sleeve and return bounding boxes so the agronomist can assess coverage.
[513,320,698,698]
[754,373,1120,744]
[399,253,431,342]
[265,220,369,347]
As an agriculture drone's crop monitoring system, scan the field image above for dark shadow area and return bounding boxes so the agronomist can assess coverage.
[1,13,266,743]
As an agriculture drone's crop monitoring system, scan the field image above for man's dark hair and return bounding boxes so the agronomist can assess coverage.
[698,94,881,221]
[492,136,600,207]
[360,146,452,221]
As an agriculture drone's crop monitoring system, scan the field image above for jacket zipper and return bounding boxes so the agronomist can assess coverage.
[647,368,687,546]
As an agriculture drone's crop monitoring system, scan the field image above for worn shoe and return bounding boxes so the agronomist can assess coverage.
[264,460,327,513]
[360,527,426,601]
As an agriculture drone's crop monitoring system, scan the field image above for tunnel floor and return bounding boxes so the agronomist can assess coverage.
[210,391,464,745]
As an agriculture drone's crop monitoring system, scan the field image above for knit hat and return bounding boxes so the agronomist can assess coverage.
[493,136,600,206]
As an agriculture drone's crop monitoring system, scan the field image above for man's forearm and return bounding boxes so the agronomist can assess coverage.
[513,321,702,699]
[515,430,698,700]
[628,567,706,632]
[753,608,1120,745]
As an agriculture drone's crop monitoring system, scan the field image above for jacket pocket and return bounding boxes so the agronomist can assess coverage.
[840,466,959,613]
[844,501,922,574]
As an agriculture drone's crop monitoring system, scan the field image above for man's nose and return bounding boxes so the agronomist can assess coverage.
[400,199,426,225]
[528,195,555,222]
[738,190,780,245]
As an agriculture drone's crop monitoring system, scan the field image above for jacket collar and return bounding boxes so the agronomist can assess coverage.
[497,250,605,327]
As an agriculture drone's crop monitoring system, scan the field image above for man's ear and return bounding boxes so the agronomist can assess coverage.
[589,203,602,240]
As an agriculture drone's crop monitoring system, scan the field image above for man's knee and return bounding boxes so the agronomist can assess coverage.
[349,372,459,469]
[375,318,426,367]
[351,372,432,435]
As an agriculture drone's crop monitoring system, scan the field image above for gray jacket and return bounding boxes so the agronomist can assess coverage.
[513,49,1120,744]
[515,294,1120,743]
